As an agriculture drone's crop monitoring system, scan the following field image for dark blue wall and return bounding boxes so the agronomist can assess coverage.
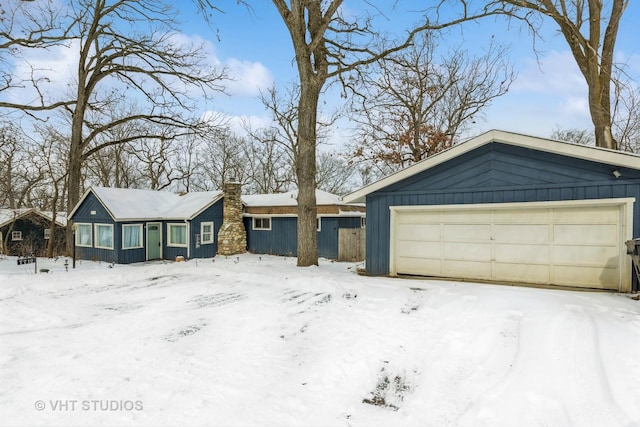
[366,142,640,275]
[244,216,363,259]
[72,192,119,263]
[190,200,224,259]
[0,214,66,257]
[71,191,223,264]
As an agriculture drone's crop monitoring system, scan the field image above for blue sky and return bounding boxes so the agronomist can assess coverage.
[4,1,639,149]
[176,1,640,145]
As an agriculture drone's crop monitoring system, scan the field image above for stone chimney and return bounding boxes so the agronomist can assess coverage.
[217,180,247,255]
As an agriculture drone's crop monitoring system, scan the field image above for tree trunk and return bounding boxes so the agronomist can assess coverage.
[296,82,319,266]
[65,107,85,255]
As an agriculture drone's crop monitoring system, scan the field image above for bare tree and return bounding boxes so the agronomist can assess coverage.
[242,135,295,194]
[315,152,354,196]
[197,1,509,266]
[494,0,629,149]
[196,128,248,191]
[0,122,45,208]
[1,0,229,252]
[613,81,640,153]
[550,126,594,146]
[349,33,513,174]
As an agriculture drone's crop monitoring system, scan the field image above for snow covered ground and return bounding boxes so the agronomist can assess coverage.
[1,253,640,427]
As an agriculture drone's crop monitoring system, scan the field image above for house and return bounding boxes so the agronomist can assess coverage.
[242,189,366,260]
[68,186,224,264]
[68,183,363,264]
[0,208,67,256]
[344,130,640,292]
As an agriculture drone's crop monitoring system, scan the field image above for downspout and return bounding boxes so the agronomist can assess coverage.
[184,219,190,259]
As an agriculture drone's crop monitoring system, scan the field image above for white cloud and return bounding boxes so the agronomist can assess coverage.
[224,58,274,97]
[512,50,586,95]
[7,41,79,105]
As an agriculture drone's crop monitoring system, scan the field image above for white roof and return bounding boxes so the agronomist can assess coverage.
[242,189,360,207]
[71,187,223,221]
[0,208,67,228]
[343,129,640,203]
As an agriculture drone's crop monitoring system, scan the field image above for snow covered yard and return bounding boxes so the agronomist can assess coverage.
[1,254,640,427]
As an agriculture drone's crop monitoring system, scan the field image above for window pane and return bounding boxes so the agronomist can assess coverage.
[201,222,213,244]
[123,225,141,249]
[170,225,186,245]
[77,224,92,246]
[96,225,113,248]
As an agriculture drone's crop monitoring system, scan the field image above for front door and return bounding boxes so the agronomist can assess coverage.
[146,222,162,260]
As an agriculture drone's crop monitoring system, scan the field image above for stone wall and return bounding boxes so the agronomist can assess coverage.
[217,181,247,255]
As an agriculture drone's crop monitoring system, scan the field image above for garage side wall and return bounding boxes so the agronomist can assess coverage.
[365,143,640,276]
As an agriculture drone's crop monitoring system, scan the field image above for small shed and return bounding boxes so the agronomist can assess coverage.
[0,208,67,256]
[344,130,640,292]
[242,189,366,260]
[68,187,224,264]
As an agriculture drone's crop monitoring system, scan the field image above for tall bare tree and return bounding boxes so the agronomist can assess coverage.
[495,0,629,149]
[349,33,514,175]
[1,0,228,251]
[197,1,510,266]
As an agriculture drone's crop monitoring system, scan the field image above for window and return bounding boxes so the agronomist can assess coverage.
[44,228,51,239]
[75,223,92,247]
[168,223,187,247]
[361,217,366,228]
[201,222,214,244]
[94,224,114,249]
[122,224,143,249]
[316,217,321,232]
[11,231,22,241]
[253,217,271,230]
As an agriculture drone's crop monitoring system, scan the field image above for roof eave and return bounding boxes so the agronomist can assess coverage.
[342,129,640,203]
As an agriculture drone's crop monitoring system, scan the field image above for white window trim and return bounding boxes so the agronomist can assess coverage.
[167,223,188,247]
[11,230,22,241]
[200,221,214,244]
[252,217,272,231]
[44,228,51,239]
[94,223,114,250]
[122,224,143,250]
[75,223,93,247]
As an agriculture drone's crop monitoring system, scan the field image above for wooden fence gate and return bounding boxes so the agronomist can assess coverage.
[338,228,365,262]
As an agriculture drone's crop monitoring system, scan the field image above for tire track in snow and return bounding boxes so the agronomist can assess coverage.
[458,304,632,427]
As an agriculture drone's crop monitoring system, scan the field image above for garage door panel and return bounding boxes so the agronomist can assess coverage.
[494,224,549,243]
[398,211,441,224]
[443,242,492,261]
[554,224,618,245]
[494,243,549,263]
[553,206,618,223]
[396,257,441,276]
[553,265,618,288]
[396,223,440,241]
[396,240,441,259]
[494,262,550,284]
[552,245,619,267]
[443,224,491,241]
[444,260,492,278]
[493,209,550,223]
[446,211,492,223]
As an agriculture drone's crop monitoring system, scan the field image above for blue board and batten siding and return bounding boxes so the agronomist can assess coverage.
[72,191,223,264]
[365,142,640,276]
[244,216,362,259]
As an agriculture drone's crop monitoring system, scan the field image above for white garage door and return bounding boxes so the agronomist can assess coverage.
[390,199,634,291]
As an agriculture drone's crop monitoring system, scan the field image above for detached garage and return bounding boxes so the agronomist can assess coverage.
[344,130,640,292]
